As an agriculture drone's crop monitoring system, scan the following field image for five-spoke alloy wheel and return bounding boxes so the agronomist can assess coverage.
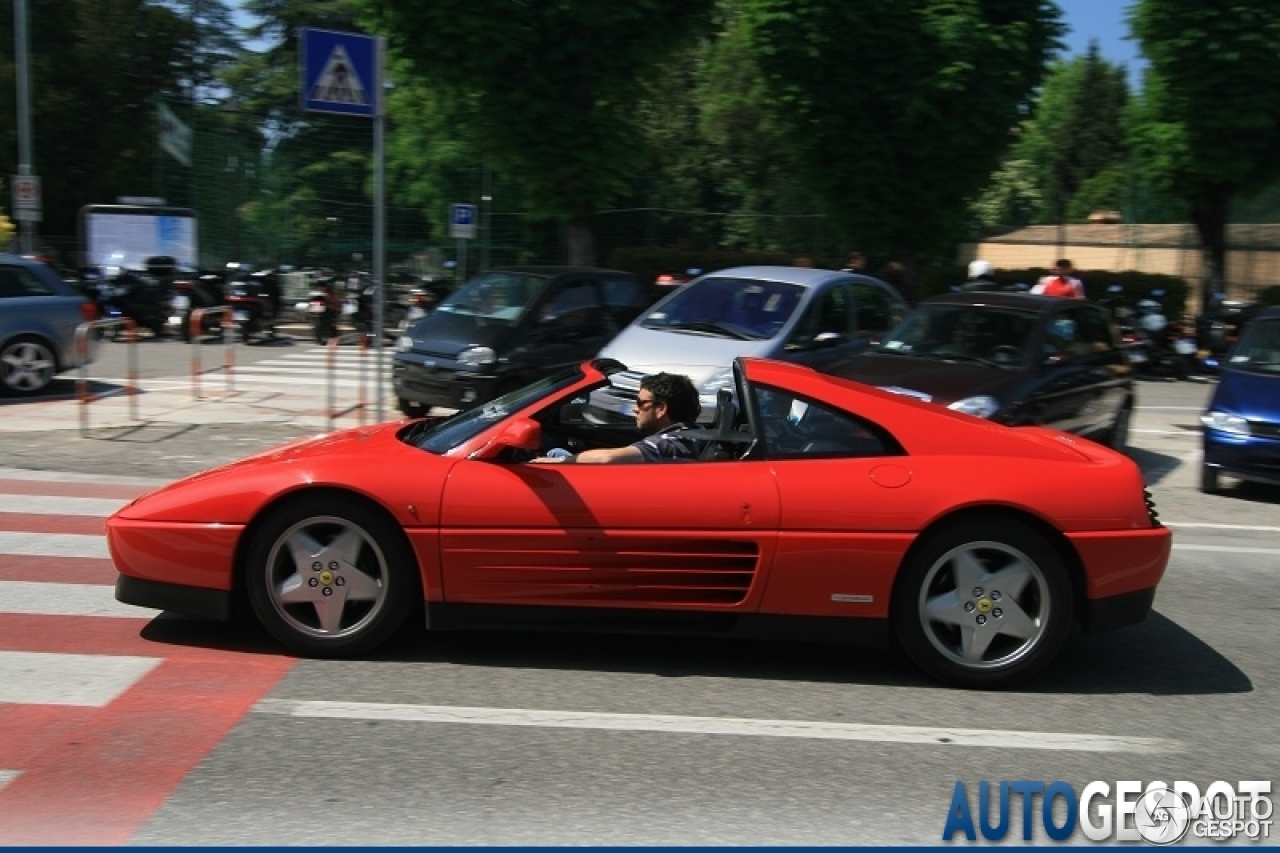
[245,496,418,657]
[893,519,1072,689]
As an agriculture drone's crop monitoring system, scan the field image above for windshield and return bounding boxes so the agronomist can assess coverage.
[434,271,550,323]
[1226,317,1280,374]
[639,276,804,341]
[402,366,585,453]
[877,303,1037,365]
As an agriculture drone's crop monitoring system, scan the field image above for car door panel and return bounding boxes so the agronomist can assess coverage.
[438,460,780,609]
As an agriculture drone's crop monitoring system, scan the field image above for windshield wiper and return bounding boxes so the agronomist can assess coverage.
[654,320,755,340]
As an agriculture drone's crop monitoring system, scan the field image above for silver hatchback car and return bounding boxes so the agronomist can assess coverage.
[0,253,99,395]
[593,265,908,420]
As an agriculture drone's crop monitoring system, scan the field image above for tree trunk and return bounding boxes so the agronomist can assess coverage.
[1190,189,1231,315]
[565,216,597,267]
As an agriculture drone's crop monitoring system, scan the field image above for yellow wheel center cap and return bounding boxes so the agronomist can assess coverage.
[976,597,993,614]
[319,570,335,585]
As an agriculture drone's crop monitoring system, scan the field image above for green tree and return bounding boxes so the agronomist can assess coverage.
[1019,43,1130,225]
[366,0,718,265]
[740,0,1064,276]
[0,0,204,247]
[1129,0,1280,305]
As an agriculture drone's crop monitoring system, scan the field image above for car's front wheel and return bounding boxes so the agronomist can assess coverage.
[893,518,1073,689]
[0,335,58,396]
[245,495,419,657]
[1200,464,1220,494]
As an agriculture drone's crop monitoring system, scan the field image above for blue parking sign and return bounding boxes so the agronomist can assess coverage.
[451,203,478,239]
[302,29,380,117]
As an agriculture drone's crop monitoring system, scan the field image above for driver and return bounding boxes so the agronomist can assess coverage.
[533,372,703,463]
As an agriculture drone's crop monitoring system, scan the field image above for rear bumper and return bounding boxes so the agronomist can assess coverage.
[1080,586,1156,633]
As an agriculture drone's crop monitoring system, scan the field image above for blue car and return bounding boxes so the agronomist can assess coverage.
[1200,305,1280,493]
[0,253,99,396]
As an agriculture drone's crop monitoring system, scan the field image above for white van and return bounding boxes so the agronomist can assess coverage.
[593,265,907,421]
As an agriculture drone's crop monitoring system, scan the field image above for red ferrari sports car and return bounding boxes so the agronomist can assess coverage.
[110,357,1171,688]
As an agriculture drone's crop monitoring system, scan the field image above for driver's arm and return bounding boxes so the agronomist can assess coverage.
[531,445,644,464]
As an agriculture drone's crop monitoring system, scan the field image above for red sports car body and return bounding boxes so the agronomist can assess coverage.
[110,357,1170,688]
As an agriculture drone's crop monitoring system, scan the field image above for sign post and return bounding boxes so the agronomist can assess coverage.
[301,28,386,420]
[450,203,477,284]
[11,175,41,223]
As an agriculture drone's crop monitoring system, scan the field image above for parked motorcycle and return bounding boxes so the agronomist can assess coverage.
[167,272,227,341]
[225,269,283,344]
[79,262,172,338]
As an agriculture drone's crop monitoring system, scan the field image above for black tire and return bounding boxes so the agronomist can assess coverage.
[0,335,58,396]
[892,518,1073,689]
[244,495,420,657]
[1200,464,1220,494]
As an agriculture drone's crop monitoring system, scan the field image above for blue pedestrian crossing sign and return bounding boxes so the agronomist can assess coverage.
[302,28,380,117]
[450,203,478,239]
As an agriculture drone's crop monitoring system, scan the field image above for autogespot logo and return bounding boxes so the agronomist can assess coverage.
[942,780,1273,844]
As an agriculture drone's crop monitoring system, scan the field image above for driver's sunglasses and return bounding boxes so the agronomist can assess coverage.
[634,396,659,411]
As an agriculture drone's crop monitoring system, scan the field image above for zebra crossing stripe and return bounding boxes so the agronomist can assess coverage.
[0,651,162,706]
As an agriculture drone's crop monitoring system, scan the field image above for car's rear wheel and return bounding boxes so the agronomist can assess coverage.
[0,335,58,396]
[893,519,1072,689]
[245,495,419,657]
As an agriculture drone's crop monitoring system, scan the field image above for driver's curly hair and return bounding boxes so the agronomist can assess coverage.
[640,372,701,425]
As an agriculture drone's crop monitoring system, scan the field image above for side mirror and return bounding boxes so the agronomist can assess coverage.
[469,417,542,460]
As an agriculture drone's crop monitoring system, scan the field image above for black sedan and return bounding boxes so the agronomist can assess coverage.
[815,292,1135,450]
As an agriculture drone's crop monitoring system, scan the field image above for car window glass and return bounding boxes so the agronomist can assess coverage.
[435,271,549,322]
[1047,305,1111,357]
[641,276,802,340]
[600,275,644,309]
[851,283,899,335]
[541,281,602,332]
[752,385,894,458]
[1229,317,1280,373]
[785,285,849,350]
[404,367,585,453]
[0,266,57,298]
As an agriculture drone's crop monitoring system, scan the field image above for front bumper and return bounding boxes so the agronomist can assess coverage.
[1204,426,1280,487]
[392,354,501,409]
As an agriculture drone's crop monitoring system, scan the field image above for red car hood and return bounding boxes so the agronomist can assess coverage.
[111,421,436,523]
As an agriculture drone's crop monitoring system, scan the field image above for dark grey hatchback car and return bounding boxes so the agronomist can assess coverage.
[0,253,98,395]
[818,291,1136,450]
[392,266,649,415]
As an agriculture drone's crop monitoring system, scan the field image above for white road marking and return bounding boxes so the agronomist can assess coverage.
[0,468,167,487]
[0,651,161,706]
[0,770,19,791]
[0,532,108,559]
[255,700,1176,754]
[0,495,126,517]
[0,581,155,619]
[1172,544,1280,556]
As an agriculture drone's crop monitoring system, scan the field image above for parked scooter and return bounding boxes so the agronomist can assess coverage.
[1132,291,1195,379]
[79,262,173,338]
[225,269,283,344]
[302,275,342,344]
[167,273,227,341]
